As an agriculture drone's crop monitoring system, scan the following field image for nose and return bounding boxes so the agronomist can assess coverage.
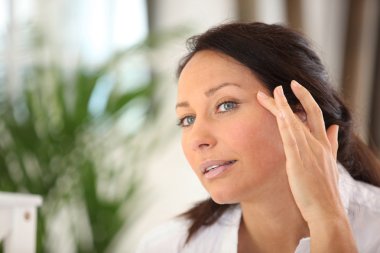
[190,120,217,151]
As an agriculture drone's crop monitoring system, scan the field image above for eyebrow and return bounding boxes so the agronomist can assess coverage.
[175,82,242,109]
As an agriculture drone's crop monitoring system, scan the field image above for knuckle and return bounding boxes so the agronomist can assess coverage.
[315,143,326,157]
[279,122,290,131]
[285,138,298,148]
[298,92,308,101]
[311,105,323,116]
[327,139,338,153]
[279,99,288,107]
[332,138,339,148]
[293,121,303,132]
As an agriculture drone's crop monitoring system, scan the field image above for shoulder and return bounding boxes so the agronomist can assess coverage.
[342,168,380,251]
[339,163,380,212]
[343,167,380,213]
[135,205,242,253]
[135,217,190,253]
[350,179,380,210]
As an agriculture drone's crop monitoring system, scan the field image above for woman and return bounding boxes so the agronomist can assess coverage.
[136,22,380,252]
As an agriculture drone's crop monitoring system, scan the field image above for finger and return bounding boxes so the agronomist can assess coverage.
[326,124,340,184]
[258,90,316,148]
[274,107,303,171]
[274,86,311,154]
[259,86,326,167]
[290,80,329,145]
[259,88,322,160]
[256,90,280,117]
[274,86,334,167]
[257,89,310,138]
[326,124,339,159]
[274,86,313,170]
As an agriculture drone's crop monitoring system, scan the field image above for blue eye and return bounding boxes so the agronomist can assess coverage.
[217,101,238,112]
[177,115,195,127]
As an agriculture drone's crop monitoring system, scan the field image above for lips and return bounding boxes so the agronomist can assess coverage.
[200,160,237,175]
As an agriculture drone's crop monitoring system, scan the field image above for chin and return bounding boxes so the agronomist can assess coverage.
[209,190,240,205]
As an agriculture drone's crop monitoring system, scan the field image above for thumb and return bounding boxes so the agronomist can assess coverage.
[326,124,339,159]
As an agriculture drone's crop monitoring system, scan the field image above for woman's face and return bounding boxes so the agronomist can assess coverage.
[176,50,287,204]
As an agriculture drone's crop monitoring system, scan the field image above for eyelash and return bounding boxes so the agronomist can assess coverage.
[216,100,239,113]
[176,115,194,128]
[176,100,239,128]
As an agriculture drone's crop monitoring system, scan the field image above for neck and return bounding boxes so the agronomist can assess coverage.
[238,178,309,253]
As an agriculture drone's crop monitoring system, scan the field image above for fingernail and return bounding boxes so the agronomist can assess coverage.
[276,86,283,96]
[276,86,287,101]
[257,91,268,99]
[291,80,302,89]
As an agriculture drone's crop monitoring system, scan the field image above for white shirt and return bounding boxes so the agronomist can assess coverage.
[136,164,380,252]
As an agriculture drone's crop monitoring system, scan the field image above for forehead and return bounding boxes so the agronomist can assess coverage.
[177,50,265,98]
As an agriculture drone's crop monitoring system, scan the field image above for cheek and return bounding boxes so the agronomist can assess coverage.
[181,135,199,175]
[226,112,285,168]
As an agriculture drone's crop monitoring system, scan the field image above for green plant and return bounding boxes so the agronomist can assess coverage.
[0,40,160,252]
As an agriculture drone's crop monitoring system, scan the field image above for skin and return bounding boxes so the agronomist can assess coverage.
[176,50,358,252]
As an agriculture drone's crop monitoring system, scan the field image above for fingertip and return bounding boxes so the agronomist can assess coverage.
[275,85,284,97]
[330,124,339,135]
[257,90,283,118]
[332,125,339,145]
[257,90,268,100]
[327,124,339,137]
[256,91,267,108]
[291,80,302,89]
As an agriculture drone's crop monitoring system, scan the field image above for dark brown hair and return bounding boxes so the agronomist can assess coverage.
[176,22,380,243]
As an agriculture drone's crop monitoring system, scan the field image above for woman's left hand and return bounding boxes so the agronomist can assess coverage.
[257,80,359,252]
[256,80,344,225]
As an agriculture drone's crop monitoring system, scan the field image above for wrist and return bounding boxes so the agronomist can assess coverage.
[308,214,350,233]
[305,203,348,227]
[308,215,358,253]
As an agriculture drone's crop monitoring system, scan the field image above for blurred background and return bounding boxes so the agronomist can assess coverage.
[0,0,379,252]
